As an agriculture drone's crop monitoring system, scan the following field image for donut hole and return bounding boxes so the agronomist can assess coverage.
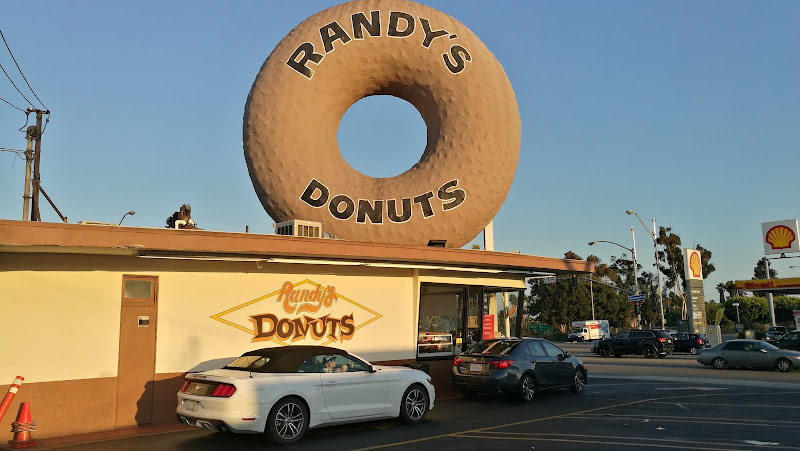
[337,95,427,178]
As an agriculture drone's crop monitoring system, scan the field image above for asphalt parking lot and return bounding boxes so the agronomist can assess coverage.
[22,371,800,451]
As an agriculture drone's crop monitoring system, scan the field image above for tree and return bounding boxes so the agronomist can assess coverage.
[725,296,767,327]
[774,296,800,323]
[753,259,778,279]
[525,252,633,331]
[715,283,726,303]
[723,281,738,297]
[655,227,716,321]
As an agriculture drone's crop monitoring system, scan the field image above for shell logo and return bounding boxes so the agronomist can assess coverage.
[689,251,702,279]
[765,225,796,250]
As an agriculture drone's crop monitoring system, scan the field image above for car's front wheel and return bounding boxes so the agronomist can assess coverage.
[712,357,728,370]
[690,347,699,355]
[266,396,308,445]
[400,384,429,424]
[569,369,586,393]
[519,374,536,402]
[776,358,793,373]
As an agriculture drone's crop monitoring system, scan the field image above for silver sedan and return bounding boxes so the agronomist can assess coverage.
[697,339,800,372]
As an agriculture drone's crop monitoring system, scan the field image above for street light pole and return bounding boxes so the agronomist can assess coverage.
[588,237,639,327]
[626,210,666,330]
[732,302,740,323]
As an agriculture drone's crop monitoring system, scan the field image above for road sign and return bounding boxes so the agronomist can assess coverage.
[628,294,645,302]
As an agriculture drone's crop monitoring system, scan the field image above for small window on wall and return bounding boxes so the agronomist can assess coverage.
[418,284,464,358]
[122,276,157,303]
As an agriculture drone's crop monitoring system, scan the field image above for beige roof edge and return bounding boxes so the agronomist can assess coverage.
[0,220,594,275]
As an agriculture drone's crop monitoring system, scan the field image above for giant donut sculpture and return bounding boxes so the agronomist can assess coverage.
[244,0,520,248]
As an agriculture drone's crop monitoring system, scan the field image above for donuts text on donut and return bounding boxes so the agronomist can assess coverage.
[300,178,466,224]
[286,10,472,79]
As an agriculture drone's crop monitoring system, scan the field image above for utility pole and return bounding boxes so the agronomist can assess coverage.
[30,109,45,221]
[21,125,36,220]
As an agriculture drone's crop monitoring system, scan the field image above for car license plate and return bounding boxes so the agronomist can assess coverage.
[469,363,482,372]
[184,400,199,412]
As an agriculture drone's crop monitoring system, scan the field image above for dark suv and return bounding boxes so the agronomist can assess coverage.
[670,332,710,355]
[773,330,800,351]
[596,329,674,358]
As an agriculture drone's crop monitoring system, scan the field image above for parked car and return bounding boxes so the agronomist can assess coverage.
[764,331,786,343]
[452,338,587,402]
[670,332,710,355]
[595,329,674,358]
[767,326,788,335]
[764,326,788,343]
[176,345,435,444]
[773,330,800,351]
[696,339,800,372]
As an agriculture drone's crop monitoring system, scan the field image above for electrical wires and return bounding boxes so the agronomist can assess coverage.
[0,28,48,111]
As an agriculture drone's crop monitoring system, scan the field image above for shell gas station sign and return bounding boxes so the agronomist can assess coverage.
[761,219,800,255]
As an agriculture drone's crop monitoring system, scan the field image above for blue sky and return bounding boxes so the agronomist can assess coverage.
[1,1,799,299]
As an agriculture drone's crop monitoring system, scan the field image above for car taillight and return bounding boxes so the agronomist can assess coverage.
[453,358,464,366]
[489,360,514,369]
[697,338,703,344]
[657,338,667,342]
[211,383,236,398]
[180,380,191,392]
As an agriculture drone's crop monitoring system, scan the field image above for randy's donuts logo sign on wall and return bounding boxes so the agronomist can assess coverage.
[211,280,382,345]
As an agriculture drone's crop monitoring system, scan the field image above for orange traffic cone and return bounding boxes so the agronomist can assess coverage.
[8,402,36,448]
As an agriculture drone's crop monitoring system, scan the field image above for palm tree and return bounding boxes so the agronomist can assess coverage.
[716,283,726,303]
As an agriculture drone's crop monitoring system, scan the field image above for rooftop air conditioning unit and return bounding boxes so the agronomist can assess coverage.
[274,220,322,238]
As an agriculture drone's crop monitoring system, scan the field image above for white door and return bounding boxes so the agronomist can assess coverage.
[320,356,387,419]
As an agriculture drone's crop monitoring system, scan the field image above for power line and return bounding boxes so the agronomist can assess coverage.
[0,95,25,112]
[0,61,35,108]
[0,28,47,110]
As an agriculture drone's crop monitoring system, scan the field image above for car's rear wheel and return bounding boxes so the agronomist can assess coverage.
[712,357,728,370]
[643,346,656,358]
[569,369,586,393]
[599,346,611,358]
[776,358,793,373]
[690,347,699,355]
[266,396,308,445]
[519,374,536,402]
[400,384,429,424]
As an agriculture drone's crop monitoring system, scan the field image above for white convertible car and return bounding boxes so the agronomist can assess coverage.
[176,345,435,444]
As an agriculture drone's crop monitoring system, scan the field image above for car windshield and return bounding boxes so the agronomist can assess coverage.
[224,355,270,370]
[570,328,582,333]
[466,340,517,355]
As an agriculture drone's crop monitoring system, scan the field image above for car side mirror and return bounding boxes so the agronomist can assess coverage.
[563,351,571,358]
[368,364,377,373]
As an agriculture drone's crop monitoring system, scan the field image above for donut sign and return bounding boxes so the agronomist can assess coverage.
[244,0,521,247]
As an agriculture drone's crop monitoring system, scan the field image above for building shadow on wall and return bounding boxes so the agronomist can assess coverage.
[135,380,155,425]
